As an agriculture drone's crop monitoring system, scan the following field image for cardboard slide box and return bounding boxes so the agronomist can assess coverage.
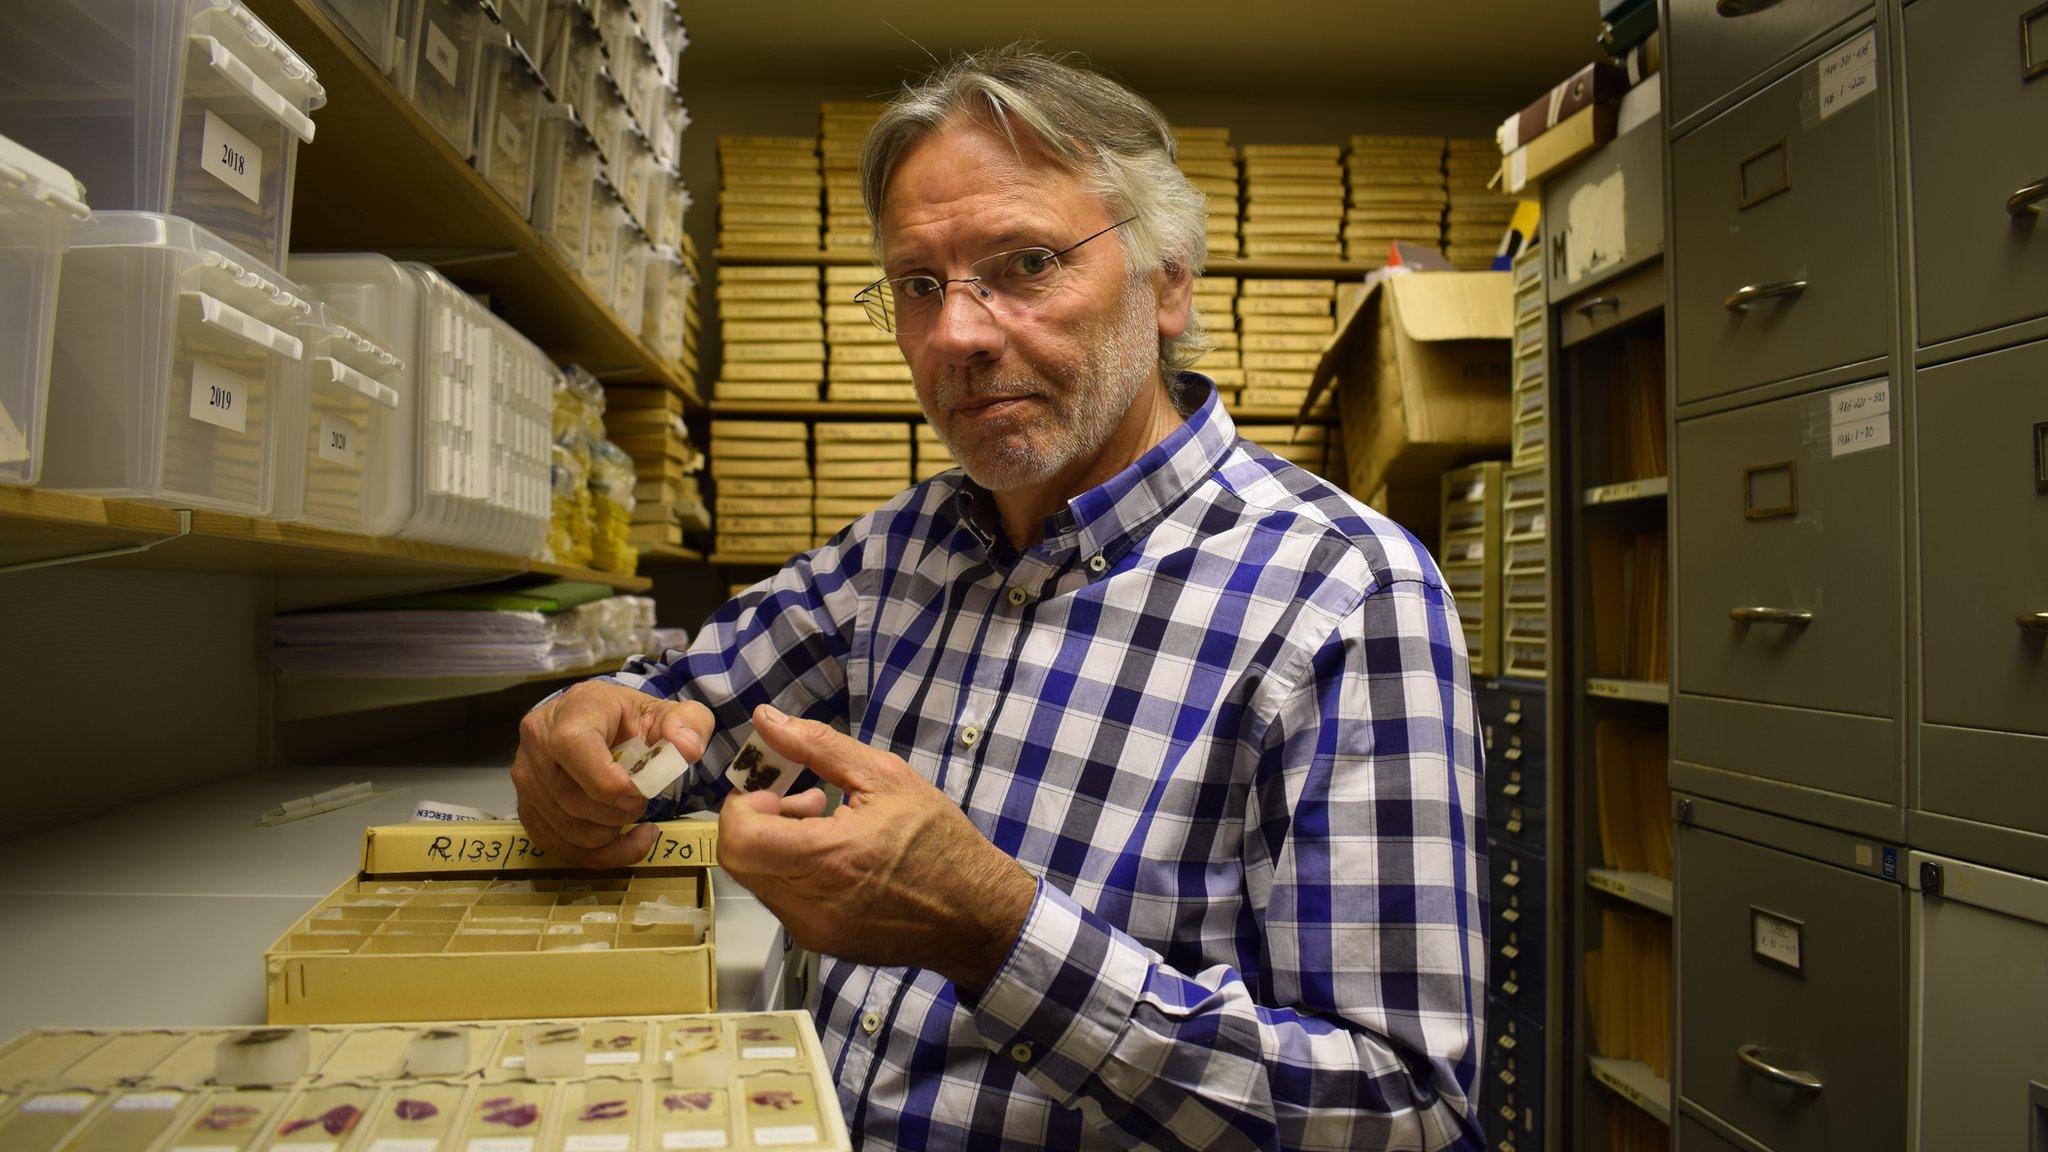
[266,821,719,1025]
[1302,271,1514,507]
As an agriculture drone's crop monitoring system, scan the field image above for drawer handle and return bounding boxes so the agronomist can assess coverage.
[1715,0,1788,14]
[1731,606,1814,625]
[1576,295,1621,318]
[1724,279,1808,312]
[1737,1044,1824,1093]
[2019,612,2048,633]
[2011,179,2048,217]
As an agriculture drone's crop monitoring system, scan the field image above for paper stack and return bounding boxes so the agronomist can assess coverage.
[1595,720,1674,880]
[711,420,814,557]
[715,266,824,403]
[716,135,821,255]
[821,101,885,253]
[606,386,708,548]
[1173,126,1240,259]
[1236,278,1335,417]
[1342,135,1448,266]
[1236,423,1333,479]
[824,264,914,402]
[1445,137,1514,270]
[1189,273,1242,405]
[1589,529,1670,683]
[1240,144,1344,259]
[813,422,913,545]
[1585,907,1673,1080]
[915,423,955,481]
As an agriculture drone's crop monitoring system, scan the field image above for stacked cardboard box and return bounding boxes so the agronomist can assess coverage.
[1173,126,1240,259]
[1445,137,1514,270]
[714,266,823,403]
[1342,135,1447,265]
[1240,144,1343,259]
[711,420,814,557]
[607,385,709,547]
[914,423,955,481]
[716,135,821,255]
[1189,273,1242,405]
[822,265,913,403]
[813,422,913,545]
[1237,423,1332,476]
[821,101,885,253]
[1237,278,1336,417]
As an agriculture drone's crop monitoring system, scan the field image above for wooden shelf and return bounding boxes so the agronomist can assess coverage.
[274,660,623,721]
[247,0,699,406]
[1583,476,1669,506]
[709,552,798,568]
[636,542,706,564]
[714,249,1385,280]
[1587,1056,1672,1126]
[0,487,650,592]
[1586,868,1674,917]
[1586,677,1670,704]
[707,400,1335,425]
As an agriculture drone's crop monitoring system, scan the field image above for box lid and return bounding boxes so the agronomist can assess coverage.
[361,819,718,875]
[1301,270,1513,418]
[0,132,89,220]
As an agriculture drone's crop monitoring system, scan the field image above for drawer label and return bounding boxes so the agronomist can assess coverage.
[425,20,461,87]
[1815,30,1879,122]
[318,416,359,468]
[190,360,254,434]
[1751,906,1803,974]
[1829,381,1891,457]
[201,110,263,205]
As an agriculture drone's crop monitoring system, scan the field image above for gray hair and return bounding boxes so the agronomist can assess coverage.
[860,43,1213,386]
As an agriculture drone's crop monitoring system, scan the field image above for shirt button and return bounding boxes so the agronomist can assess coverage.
[1006,587,1028,606]
[1087,554,1107,574]
[959,724,981,748]
[861,1011,882,1034]
[1009,1041,1034,1064]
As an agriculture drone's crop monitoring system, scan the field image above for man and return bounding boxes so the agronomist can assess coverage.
[513,44,1487,1152]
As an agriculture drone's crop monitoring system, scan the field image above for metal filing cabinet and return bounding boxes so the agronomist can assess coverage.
[1902,0,2048,349]
[1674,800,1906,1152]
[1489,846,1548,1025]
[1673,385,1898,803]
[1443,462,1504,677]
[1480,678,1550,1026]
[1914,335,2048,848]
[1544,113,1663,307]
[1485,995,1547,1152]
[1670,21,1891,405]
[1665,0,1872,127]
[1909,851,2048,1152]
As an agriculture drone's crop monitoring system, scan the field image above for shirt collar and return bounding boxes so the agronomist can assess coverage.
[952,373,1237,566]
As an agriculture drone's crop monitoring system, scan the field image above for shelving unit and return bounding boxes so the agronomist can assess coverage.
[273,660,630,721]
[717,249,1393,279]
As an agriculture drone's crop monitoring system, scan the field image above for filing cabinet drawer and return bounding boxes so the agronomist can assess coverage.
[1478,681,1546,760]
[1677,1110,1754,1152]
[1667,0,1872,126]
[1916,337,2048,741]
[1675,386,1897,719]
[1558,259,1666,349]
[1544,116,1665,306]
[1489,846,1548,1023]
[1484,996,1547,1152]
[1904,0,2048,347]
[1489,756,1548,866]
[1676,824,1905,1152]
[1672,26,1890,405]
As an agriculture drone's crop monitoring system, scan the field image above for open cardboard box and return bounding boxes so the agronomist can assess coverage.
[265,820,719,1025]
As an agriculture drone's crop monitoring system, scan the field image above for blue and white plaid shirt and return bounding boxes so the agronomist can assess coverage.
[615,378,1487,1151]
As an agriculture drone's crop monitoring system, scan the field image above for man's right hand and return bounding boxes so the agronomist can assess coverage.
[511,680,715,868]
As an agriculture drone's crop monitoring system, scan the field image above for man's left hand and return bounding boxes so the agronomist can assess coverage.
[717,704,1036,998]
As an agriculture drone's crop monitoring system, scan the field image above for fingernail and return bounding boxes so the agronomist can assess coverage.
[755,702,788,725]
[677,728,706,759]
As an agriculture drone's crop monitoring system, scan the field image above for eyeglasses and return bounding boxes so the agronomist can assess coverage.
[853,216,1138,334]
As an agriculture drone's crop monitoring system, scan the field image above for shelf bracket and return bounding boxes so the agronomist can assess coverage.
[0,510,191,576]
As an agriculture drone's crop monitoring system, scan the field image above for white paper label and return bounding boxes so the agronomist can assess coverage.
[317,415,358,468]
[1530,512,1547,534]
[494,114,526,163]
[172,1145,240,1152]
[425,20,460,86]
[189,360,253,434]
[739,1046,797,1061]
[500,1055,526,1069]
[1828,379,1891,424]
[200,110,263,204]
[1832,415,1890,456]
[1508,150,1527,194]
[564,1137,630,1152]
[1753,909,1802,971]
[466,1139,533,1152]
[0,399,27,464]
[662,1133,727,1150]
[24,1093,94,1113]
[752,1127,819,1147]
[369,1141,441,1152]
[1817,29,1879,121]
[272,1143,339,1152]
[114,1092,185,1111]
[585,1051,640,1065]
[413,799,499,822]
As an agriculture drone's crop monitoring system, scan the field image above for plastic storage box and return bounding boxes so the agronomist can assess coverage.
[491,0,549,64]
[581,184,625,307]
[537,0,602,118]
[641,245,692,365]
[42,213,309,514]
[613,234,651,336]
[532,109,598,267]
[397,0,485,157]
[313,0,401,72]
[473,32,549,218]
[0,134,90,488]
[275,298,405,532]
[289,254,420,537]
[0,0,325,270]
